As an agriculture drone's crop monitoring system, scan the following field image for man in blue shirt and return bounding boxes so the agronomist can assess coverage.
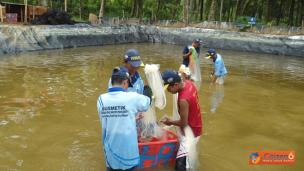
[123,49,145,94]
[97,67,150,171]
[109,49,145,94]
[206,48,228,84]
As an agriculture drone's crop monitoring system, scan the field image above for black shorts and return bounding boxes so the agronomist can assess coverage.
[175,156,186,171]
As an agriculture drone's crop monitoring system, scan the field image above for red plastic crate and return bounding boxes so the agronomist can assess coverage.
[138,130,179,169]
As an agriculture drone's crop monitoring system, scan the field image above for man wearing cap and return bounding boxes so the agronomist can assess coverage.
[109,49,146,94]
[182,39,202,67]
[160,70,202,171]
[206,48,228,85]
[182,39,202,85]
[97,67,150,171]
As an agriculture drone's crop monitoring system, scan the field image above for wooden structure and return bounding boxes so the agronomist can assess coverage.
[0,4,5,22]
[0,2,47,23]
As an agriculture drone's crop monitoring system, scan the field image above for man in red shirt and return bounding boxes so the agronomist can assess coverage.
[161,70,202,171]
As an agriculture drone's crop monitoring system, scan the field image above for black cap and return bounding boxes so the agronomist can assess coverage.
[124,49,144,67]
[205,48,216,59]
[193,38,203,44]
[161,70,181,85]
[207,48,216,54]
[111,67,129,80]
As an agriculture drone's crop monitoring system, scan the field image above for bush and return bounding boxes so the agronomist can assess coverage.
[31,9,75,25]
[236,16,248,24]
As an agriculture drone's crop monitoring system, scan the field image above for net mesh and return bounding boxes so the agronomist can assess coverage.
[172,93,198,169]
[144,64,166,109]
[138,64,166,140]
[188,46,201,88]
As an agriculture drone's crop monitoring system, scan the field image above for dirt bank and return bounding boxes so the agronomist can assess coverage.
[0,24,303,57]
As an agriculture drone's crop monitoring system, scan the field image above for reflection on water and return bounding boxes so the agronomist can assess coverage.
[0,43,303,171]
[210,85,224,113]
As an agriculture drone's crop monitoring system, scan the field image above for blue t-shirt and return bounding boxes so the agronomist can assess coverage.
[214,54,228,77]
[128,71,144,94]
[97,87,150,170]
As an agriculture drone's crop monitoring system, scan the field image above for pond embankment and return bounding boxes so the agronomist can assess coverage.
[0,24,303,57]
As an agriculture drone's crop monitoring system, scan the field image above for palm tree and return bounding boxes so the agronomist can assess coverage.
[233,0,239,21]
[24,0,28,23]
[219,0,224,22]
[208,0,216,21]
[288,0,295,26]
[99,0,105,23]
[183,0,189,26]
[64,0,67,12]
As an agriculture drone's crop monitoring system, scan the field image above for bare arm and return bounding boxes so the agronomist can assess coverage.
[182,51,192,59]
[161,99,189,128]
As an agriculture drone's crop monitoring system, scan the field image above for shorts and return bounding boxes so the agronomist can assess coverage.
[175,135,200,170]
[175,156,187,171]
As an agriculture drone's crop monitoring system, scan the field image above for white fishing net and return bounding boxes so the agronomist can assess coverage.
[144,64,166,109]
[172,93,198,169]
[139,100,163,140]
[172,93,181,135]
[183,126,198,170]
[188,46,201,89]
[138,64,166,140]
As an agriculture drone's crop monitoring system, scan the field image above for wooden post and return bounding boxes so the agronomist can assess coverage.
[0,5,3,23]
[21,8,23,22]
[64,0,67,12]
[24,0,28,23]
[33,6,35,20]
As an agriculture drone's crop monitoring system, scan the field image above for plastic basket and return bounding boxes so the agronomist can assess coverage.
[138,130,179,168]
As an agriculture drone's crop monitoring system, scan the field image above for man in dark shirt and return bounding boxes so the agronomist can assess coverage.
[182,39,202,67]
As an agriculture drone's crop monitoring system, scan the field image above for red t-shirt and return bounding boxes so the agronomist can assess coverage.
[178,80,202,137]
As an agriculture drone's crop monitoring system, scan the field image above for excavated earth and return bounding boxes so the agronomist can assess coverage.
[0,24,303,57]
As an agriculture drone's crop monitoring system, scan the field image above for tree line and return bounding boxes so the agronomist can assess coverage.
[8,0,304,26]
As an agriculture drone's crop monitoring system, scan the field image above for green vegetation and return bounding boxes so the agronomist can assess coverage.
[4,0,304,27]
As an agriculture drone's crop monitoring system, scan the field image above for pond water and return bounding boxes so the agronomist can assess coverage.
[0,43,303,171]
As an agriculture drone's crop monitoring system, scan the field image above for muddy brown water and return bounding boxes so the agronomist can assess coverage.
[0,43,303,171]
